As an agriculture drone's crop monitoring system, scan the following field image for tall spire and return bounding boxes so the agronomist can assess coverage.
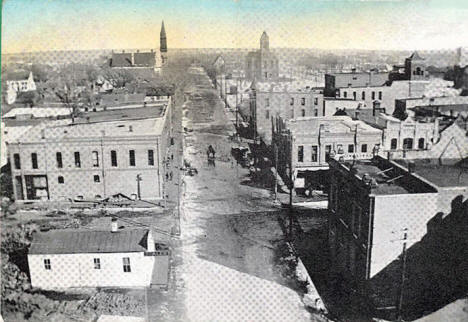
[260,31,269,51]
[160,21,167,53]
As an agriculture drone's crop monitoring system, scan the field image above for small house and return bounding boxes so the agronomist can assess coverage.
[28,220,170,289]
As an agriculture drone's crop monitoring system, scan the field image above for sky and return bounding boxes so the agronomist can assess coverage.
[2,0,468,53]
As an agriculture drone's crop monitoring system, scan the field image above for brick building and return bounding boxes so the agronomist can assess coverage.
[325,53,430,115]
[328,156,468,314]
[247,81,323,144]
[6,105,172,202]
[271,115,382,190]
[245,32,279,81]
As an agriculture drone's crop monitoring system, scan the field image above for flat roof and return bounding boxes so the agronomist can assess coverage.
[288,116,382,135]
[29,228,149,255]
[395,159,468,188]
[15,115,166,144]
[344,160,412,195]
[77,106,165,122]
[3,107,71,119]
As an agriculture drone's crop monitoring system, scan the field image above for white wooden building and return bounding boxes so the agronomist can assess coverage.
[28,223,169,289]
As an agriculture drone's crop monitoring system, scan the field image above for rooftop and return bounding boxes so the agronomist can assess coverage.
[255,80,320,93]
[29,228,149,255]
[395,159,468,188]
[3,107,71,119]
[288,115,382,135]
[15,114,166,144]
[333,157,439,195]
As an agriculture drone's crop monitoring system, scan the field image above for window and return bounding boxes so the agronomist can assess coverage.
[403,138,413,150]
[148,150,154,166]
[343,92,347,98]
[390,138,398,150]
[31,153,38,169]
[311,146,318,162]
[265,98,270,107]
[123,257,131,272]
[44,259,51,270]
[301,109,306,117]
[13,153,21,169]
[94,175,100,183]
[361,144,368,153]
[301,97,306,106]
[314,97,318,105]
[264,72,268,79]
[297,146,304,162]
[74,152,81,168]
[361,91,365,100]
[418,138,425,149]
[111,150,117,167]
[92,151,99,167]
[56,152,63,168]
[336,144,343,154]
[348,144,354,153]
[265,109,270,120]
[372,91,375,100]
[129,150,136,166]
[314,109,318,117]
[290,97,294,106]
[353,92,357,100]
[58,176,64,184]
[94,258,101,269]
[325,145,332,162]
[290,109,294,119]
[378,91,382,100]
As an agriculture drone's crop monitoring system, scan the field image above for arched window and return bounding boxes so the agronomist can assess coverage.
[92,151,99,167]
[390,138,398,150]
[403,138,413,150]
[418,138,425,150]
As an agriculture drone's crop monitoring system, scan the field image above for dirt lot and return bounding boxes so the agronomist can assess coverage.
[0,206,175,322]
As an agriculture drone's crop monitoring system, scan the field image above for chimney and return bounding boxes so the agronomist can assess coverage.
[111,217,118,232]
[147,230,155,252]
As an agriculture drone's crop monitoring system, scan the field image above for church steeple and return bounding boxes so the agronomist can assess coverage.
[160,21,167,53]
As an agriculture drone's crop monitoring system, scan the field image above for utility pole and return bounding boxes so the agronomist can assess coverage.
[396,228,409,321]
[274,143,278,203]
[289,131,294,241]
[136,174,142,200]
[235,77,239,132]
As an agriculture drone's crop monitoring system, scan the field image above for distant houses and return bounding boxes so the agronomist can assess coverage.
[5,71,37,104]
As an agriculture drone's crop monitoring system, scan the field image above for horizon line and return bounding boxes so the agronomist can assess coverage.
[2,46,466,56]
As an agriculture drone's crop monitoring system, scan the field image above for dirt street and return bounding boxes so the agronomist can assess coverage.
[147,66,323,321]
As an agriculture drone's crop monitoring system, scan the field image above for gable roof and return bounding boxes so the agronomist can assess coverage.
[409,51,424,60]
[29,228,149,255]
[7,70,32,81]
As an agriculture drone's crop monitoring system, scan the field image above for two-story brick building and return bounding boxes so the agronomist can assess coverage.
[328,156,467,315]
[6,105,172,202]
[271,115,382,190]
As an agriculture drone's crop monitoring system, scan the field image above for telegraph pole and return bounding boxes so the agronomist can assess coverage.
[396,228,409,321]
[274,143,278,203]
[136,174,142,200]
[288,131,294,241]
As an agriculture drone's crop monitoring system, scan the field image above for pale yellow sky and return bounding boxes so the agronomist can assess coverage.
[2,0,468,53]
